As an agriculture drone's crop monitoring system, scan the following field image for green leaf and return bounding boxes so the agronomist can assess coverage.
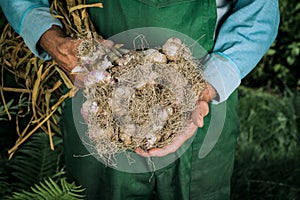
[266,49,276,56]
[287,56,296,65]
[291,46,300,56]
[6,177,85,200]
[7,132,63,191]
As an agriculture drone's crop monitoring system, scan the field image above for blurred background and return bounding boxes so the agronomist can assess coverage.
[231,0,300,199]
[0,0,299,199]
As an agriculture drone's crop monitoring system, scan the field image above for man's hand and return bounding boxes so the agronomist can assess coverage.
[135,83,217,157]
[39,25,82,84]
[191,83,217,127]
[39,26,116,87]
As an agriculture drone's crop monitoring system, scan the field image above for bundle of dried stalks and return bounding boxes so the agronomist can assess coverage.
[0,0,100,158]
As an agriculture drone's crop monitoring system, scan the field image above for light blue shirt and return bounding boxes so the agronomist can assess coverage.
[0,0,280,103]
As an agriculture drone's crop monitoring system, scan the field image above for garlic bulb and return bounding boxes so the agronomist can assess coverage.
[150,105,168,131]
[162,37,192,60]
[96,56,113,71]
[81,100,99,122]
[84,70,111,87]
[144,49,167,64]
[162,37,182,60]
[88,127,105,140]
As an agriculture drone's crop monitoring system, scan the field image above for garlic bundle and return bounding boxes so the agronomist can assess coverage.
[76,37,206,165]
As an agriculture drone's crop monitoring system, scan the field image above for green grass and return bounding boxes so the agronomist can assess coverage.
[231,86,300,199]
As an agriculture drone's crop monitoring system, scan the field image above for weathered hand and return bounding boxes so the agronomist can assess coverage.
[135,83,217,157]
[39,25,81,84]
[39,26,116,87]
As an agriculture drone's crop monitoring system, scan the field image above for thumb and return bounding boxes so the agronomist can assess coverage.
[191,100,209,127]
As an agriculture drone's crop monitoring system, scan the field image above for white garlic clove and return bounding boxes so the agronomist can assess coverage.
[117,48,130,55]
[90,101,99,113]
[166,37,182,45]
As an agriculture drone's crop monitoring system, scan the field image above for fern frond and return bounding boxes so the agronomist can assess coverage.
[0,173,11,198]
[8,132,63,190]
[0,98,27,121]
[6,177,85,200]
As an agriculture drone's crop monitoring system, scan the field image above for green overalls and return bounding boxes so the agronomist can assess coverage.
[62,1,239,199]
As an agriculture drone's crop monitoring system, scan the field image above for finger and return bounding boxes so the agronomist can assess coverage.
[199,101,209,116]
[147,146,175,157]
[191,101,209,127]
[191,108,203,127]
[196,116,204,127]
[135,147,151,157]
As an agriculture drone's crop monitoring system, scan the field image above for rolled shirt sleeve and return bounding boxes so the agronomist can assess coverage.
[0,0,62,60]
[204,0,280,103]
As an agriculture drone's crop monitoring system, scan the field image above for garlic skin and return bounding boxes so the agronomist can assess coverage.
[84,70,111,87]
[162,37,192,60]
[71,66,89,74]
[144,49,167,64]
[80,107,89,123]
[122,123,136,137]
[96,56,113,71]
[162,37,182,60]
[111,86,133,115]
[81,100,99,122]
[150,105,169,131]
[133,64,158,89]
[88,127,105,140]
